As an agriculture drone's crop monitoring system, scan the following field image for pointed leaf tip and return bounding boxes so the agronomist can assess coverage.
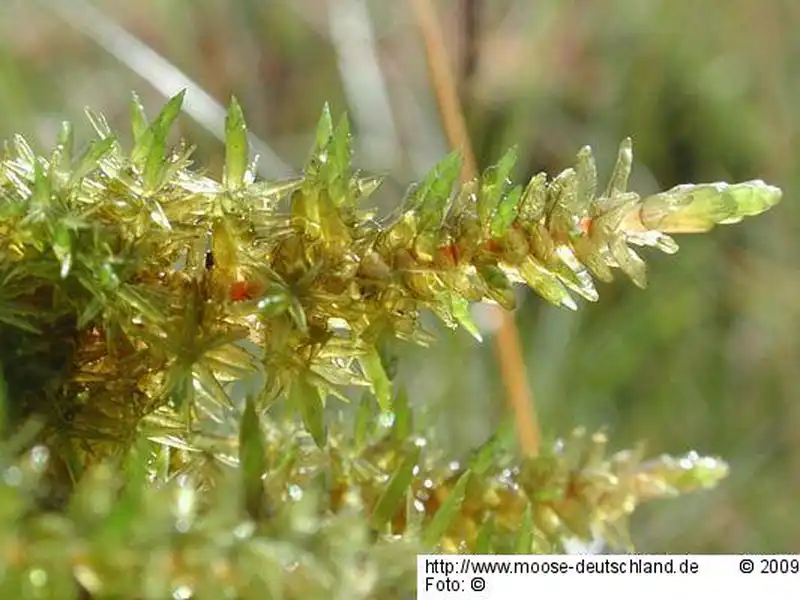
[423,470,471,548]
[239,396,267,519]
[329,113,353,181]
[291,377,327,447]
[514,503,534,553]
[604,137,634,198]
[412,150,462,224]
[224,95,249,190]
[371,447,420,529]
[359,347,393,412]
[130,92,149,141]
[315,103,334,148]
[128,91,185,190]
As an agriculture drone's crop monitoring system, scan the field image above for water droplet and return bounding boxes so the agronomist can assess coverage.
[73,565,102,594]
[175,519,190,534]
[30,446,49,469]
[233,522,255,540]
[173,584,192,599]
[175,487,195,517]
[4,466,22,486]
[378,411,394,428]
[288,484,303,501]
[28,568,47,587]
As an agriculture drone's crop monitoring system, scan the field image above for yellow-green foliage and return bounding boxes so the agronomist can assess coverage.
[0,93,780,599]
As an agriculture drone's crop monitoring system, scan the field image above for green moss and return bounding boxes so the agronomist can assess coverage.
[0,93,779,598]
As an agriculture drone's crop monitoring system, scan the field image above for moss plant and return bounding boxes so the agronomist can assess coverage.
[0,92,781,598]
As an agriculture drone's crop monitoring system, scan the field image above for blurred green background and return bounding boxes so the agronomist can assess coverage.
[1,0,797,553]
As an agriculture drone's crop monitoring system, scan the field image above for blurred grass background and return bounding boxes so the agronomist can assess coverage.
[1,0,797,552]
